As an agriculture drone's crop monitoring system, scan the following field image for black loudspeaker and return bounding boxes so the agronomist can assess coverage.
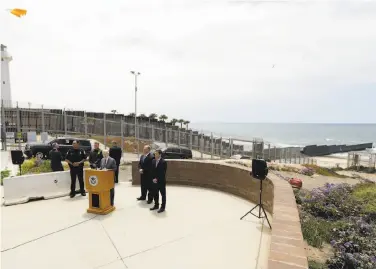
[11,150,25,165]
[251,159,268,180]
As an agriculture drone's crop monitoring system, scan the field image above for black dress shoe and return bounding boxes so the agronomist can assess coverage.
[81,192,86,196]
[157,208,165,213]
[70,193,76,198]
[150,205,159,211]
[137,197,146,201]
[147,200,153,204]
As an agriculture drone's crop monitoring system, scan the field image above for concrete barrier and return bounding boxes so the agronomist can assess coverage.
[3,171,73,206]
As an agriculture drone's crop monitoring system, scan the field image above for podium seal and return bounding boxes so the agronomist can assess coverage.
[89,175,98,186]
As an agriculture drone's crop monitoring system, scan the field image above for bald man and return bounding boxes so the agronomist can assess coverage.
[137,145,154,203]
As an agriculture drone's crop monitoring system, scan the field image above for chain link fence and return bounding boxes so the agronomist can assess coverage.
[347,152,376,172]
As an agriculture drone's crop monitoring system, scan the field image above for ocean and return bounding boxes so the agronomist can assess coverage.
[189,123,376,149]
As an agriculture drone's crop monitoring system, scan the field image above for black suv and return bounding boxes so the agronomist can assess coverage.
[24,137,92,159]
[160,147,193,159]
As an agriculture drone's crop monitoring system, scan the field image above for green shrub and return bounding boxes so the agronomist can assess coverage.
[20,158,89,175]
[20,158,53,175]
[352,182,376,215]
[1,169,11,185]
[296,182,376,268]
[309,260,327,269]
[300,212,333,248]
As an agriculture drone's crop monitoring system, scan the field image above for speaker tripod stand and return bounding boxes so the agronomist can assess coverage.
[240,178,272,229]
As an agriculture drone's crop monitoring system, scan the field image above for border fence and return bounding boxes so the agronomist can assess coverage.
[0,100,314,162]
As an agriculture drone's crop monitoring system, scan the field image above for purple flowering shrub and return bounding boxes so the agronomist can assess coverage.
[300,167,315,176]
[297,183,362,219]
[295,182,376,269]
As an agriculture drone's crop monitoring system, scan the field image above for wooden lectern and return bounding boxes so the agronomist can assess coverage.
[85,169,116,215]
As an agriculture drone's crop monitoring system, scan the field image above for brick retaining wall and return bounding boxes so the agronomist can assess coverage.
[132,160,308,269]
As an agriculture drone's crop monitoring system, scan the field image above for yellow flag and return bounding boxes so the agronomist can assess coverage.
[10,8,27,18]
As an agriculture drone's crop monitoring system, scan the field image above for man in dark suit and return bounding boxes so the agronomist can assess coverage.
[137,145,154,203]
[150,149,167,213]
[49,143,64,172]
[109,141,122,183]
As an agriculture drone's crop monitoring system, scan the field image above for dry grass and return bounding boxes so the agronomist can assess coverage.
[90,136,152,153]
[303,164,347,178]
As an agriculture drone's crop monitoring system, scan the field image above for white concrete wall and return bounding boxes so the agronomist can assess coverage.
[3,171,73,206]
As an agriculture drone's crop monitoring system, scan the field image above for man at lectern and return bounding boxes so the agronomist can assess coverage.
[150,149,167,213]
[137,145,154,203]
[100,150,117,172]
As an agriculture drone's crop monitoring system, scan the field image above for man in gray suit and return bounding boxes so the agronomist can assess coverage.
[100,150,117,171]
[99,150,117,205]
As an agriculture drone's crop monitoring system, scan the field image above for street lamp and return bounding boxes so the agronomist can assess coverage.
[111,109,117,120]
[130,71,141,157]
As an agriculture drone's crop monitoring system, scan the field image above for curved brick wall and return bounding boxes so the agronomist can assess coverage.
[131,160,308,269]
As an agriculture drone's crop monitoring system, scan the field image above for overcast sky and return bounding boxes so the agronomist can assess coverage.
[1,0,375,123]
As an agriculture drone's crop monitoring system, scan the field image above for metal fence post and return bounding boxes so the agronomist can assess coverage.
[252,139,256,159]
[268,144,271,160]
[189,131,193,150]
[200,132,204,159]
[1,99,7,151]
[211,132,214,159]
[219,135,223,159]
[347,153,351,168]
[178,129,180,147]
[84,111,88,137]
[165,126,168,147]
[230,137,233,157]
[103,113,106,149]
[274,146,277,161]
[64,110,67,136]
[41,105,45,133]
[151,125,155,142]
[16,102,21,149]
[120,119,124,151]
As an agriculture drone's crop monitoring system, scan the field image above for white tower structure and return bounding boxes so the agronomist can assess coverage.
[1,44,13,107]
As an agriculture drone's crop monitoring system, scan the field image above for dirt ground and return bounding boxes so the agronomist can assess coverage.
[305,242,334,265]
[269,169,371,190]
[226,159,376,190]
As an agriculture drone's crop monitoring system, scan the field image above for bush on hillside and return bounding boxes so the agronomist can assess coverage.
[295,182,376,269]
[300,167,315,176]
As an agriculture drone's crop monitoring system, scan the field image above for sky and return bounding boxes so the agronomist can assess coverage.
[1,0,375,123]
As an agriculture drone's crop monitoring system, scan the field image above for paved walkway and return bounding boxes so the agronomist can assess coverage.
[1,183,270,269]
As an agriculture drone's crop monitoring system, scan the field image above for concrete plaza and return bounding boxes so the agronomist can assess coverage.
[1,183,271,269]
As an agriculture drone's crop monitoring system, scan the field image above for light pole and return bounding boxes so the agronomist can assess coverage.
[130,71,141,158]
